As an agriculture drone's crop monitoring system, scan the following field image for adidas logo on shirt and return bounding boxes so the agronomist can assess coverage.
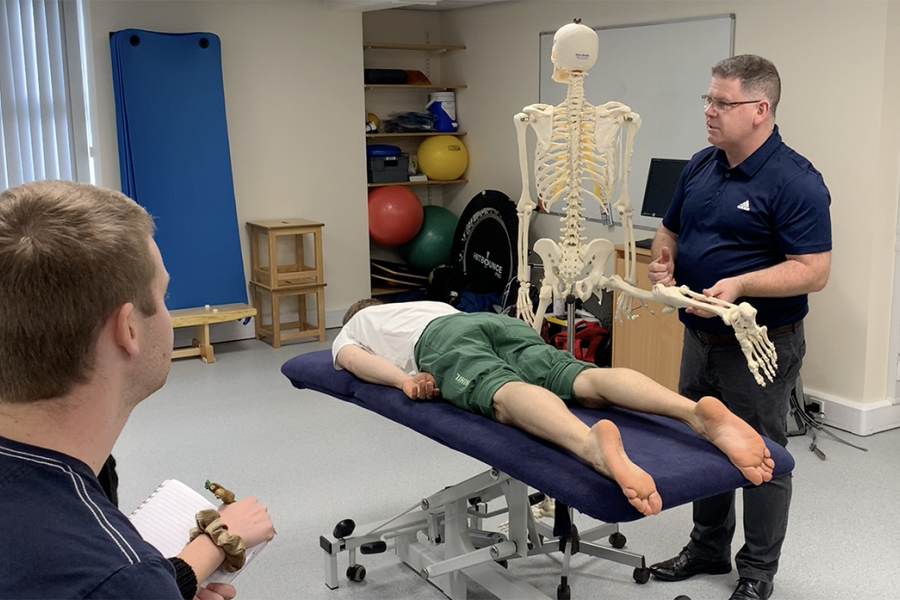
[736,200,750,212]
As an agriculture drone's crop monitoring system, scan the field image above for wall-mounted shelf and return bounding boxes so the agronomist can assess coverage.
[367,132,467,139]
[364,83,466,91]
[368,179,468,188]
[363,42,465,53]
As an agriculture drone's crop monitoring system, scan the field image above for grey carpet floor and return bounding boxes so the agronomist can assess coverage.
[113,332,900,600]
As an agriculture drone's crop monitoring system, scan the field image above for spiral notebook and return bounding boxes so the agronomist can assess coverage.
[129,479,267,584]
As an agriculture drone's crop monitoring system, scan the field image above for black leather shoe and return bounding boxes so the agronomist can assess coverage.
[648,547,732,581]
[729,577,774,600]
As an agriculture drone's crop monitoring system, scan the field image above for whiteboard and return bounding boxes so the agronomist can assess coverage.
[538,15,734,231]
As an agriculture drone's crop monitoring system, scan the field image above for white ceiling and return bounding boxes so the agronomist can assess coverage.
[329,0,509,12]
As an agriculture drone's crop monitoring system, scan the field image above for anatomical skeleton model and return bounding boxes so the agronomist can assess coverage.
[513,21,777,386]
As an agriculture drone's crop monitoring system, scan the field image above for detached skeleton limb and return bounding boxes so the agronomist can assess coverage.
[514,21,776,386]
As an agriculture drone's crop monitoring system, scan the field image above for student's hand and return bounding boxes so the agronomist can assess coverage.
[647,247,676,286]
[195,583,236,600]
[217,496,275,548]
[402,373,440,400]
[686,277,744,318]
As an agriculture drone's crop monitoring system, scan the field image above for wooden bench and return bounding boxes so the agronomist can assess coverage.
[170,303,257,363]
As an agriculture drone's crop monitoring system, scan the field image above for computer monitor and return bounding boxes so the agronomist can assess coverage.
[640,158,689,218]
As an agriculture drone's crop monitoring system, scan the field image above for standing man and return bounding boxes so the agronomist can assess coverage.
[0,181,275,599]
[646,55,831,600]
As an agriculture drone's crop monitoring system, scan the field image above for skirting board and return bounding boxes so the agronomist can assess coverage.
[805,387,900,436]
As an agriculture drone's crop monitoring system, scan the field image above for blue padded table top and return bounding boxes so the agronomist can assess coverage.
[282,350,794,524]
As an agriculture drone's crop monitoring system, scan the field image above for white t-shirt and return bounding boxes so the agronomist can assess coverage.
[332,301,460,375]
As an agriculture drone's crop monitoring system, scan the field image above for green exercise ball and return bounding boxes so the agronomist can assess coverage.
[399,205,458,273]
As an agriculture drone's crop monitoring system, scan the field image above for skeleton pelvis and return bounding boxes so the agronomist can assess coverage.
[581,238,614,273]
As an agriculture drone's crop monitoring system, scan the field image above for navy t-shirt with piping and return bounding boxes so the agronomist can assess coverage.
[0,435,183,599]
[662,126,832,335]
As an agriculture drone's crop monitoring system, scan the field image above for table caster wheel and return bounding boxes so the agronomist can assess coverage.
[347,564,366,583]
[633,567,650,584]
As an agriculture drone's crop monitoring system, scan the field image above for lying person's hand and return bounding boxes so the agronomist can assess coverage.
[195,583,236,600]
[217,496,275,549]
[402,373,440,400]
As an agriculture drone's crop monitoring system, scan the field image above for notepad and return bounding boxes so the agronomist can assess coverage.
[129,479,267,584]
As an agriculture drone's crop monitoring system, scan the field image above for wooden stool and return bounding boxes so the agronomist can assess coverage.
[250,282,326,348]
[246,218,327,349]
[170,303,257,363]
[247,218,324,289]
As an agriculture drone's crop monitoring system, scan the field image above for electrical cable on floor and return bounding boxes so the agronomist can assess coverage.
[789,392,868,460]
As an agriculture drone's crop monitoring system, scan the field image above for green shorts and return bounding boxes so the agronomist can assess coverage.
[414,312,595,420]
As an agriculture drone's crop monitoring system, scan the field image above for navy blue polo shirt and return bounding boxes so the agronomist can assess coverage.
[0,435,183,599]
[662,126,831,334]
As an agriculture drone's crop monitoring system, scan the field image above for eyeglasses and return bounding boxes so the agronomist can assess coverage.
[702,95,762,112]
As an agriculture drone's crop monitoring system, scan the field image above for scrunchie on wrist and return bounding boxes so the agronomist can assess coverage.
[188,508,246,572]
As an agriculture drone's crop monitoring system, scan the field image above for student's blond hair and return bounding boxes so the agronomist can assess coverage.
[0,181,157,403]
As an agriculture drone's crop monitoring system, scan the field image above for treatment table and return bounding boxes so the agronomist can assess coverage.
[282,350,794,600]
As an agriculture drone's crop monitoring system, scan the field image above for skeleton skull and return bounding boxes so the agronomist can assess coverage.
[551,22,599,83]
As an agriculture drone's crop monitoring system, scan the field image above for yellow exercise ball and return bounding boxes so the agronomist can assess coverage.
[417,135,468,181]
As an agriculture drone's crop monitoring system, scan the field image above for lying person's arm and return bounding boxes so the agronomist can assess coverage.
[336,344,439,400]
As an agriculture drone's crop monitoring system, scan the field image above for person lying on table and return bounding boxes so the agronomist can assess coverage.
[333,299,775,517]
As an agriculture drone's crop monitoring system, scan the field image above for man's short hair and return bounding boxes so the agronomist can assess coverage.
[342,298,384,325]
[0,181,157,403]
[712,54,781,116]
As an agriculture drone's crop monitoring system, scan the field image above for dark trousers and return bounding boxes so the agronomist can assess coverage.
[679,322,805,583]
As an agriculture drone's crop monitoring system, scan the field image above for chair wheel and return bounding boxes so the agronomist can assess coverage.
[333,519,355,539]
[347,564,366,583]
[674,596,692,600]
[608,532,626,548]
[556,583,571,600]
[633,567,650,584]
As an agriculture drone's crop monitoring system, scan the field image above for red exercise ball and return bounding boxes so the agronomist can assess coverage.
[368,186,424,246]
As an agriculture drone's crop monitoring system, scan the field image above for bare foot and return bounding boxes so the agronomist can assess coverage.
[584,420,663,516]
[694,397,775,485]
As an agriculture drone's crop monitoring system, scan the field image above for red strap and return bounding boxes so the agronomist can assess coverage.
[551,320,608,362]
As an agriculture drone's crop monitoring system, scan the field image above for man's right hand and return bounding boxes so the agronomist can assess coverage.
[217,496,275,549]
[402,373,440,400]
[648,247,676,287]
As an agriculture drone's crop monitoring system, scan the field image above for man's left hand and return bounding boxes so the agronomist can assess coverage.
[687,277,743,318]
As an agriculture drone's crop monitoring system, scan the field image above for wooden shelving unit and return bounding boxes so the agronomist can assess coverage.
[364,83,466,91]
[367,132,467,139]
[363,40,468,290]
[363,42,466,52]
[367,179,468,189]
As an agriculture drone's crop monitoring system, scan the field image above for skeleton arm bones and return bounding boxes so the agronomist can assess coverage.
[514,105,557,328]
[599,275,778,386]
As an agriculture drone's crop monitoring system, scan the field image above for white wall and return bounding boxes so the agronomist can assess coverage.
[88,0,371,329]
[438,1,900,431]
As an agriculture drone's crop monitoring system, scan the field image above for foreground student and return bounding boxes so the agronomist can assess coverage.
[334,299,776,517]
[0,181,275,599]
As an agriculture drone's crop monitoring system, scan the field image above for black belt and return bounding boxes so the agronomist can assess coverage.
[693,320,801,345]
